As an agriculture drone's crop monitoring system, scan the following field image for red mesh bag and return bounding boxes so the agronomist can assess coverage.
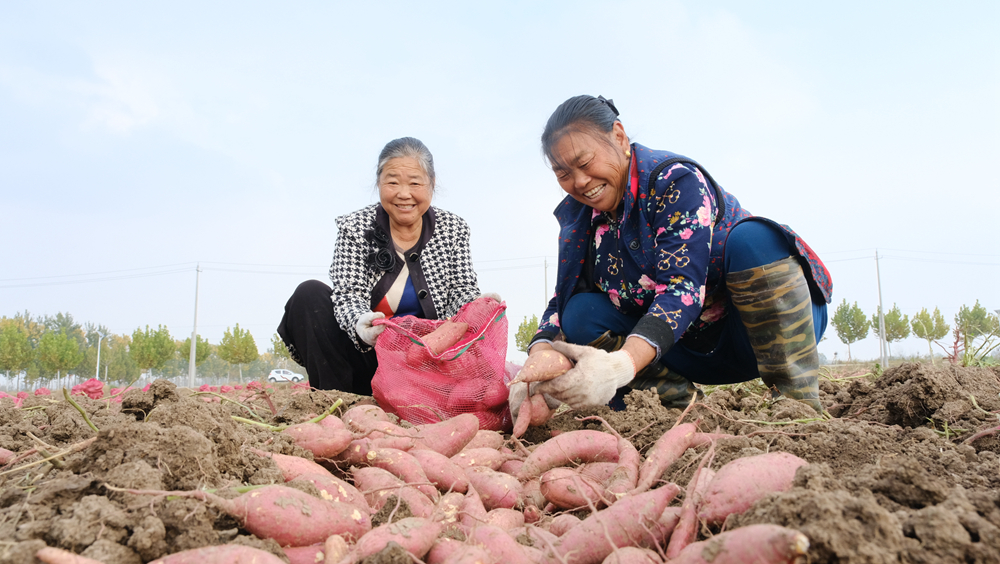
[370,297,512,431]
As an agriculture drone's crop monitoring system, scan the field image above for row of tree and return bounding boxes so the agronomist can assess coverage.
[0,311,300,387]
[831,300,1000,364]
[512,300,998,366]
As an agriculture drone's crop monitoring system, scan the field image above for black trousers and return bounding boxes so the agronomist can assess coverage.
[277,280,377,395]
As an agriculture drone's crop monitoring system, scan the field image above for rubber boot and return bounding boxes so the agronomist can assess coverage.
[586,331,702,408]
[727,257,823,412]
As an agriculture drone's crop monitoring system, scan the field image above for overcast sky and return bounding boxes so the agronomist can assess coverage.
[2,1,998,365]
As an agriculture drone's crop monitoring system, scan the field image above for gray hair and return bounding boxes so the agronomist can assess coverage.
[376,137,436,190]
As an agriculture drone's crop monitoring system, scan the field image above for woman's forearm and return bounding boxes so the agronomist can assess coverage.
[622,336,657,373]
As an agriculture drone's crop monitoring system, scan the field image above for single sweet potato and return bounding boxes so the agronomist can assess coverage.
[539,467,611,510]
[249,448,332,482]
[425,537,467,564]
[0,447,15,465]
[432,491,467,525]
[411,448,470,493]
[451,447,512,470]
[35,548,106,564]
[605,435,640,500]
[547,513,582,537]
[148,545,287,563]
[465,430,505,450]
[460,484,489,528]
[324,535,349,564]
[423,320,470,355]
[518,430,619,481]
[466,524,534,564]
[352,466,434,518]
[335,517,444,564]
[412,413,481,458]
[698,452,808,525]
[509,350,573,385]
[364,447,439,500]
[464,466,523,510]
[669,524,810,564]
[283,545,325,564]
[631,423,698,494]
[544,484,681,564]
[125,485,371,547]
[282,422,354,459]
[601,547,662,564]
[287,472,369,513]
[485,507,525,530]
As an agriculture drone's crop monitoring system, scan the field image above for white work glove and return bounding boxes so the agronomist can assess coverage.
[356,311,386,346]
[533,341,636,408]
[479,292,502,303]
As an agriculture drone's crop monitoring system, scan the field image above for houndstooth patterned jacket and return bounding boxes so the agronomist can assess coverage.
[330,204,481,351]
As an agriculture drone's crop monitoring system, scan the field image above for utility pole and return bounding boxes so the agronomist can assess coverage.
[94,333,106,380]
[875,250,888,368]
[188,264,201,388]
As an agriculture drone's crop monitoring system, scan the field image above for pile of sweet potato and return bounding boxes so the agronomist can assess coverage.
[40,404,812,564]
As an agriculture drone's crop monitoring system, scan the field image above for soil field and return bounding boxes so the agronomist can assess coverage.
[1,362,998,563]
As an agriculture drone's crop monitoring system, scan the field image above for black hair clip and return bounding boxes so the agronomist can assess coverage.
[597,95,619,117]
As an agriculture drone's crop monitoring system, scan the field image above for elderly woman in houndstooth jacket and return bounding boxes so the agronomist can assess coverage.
[278,137,492,394]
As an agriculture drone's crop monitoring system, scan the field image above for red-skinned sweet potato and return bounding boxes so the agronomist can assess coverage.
[35,548,106,564]
[352,466,434,518]
[547,514,582,537]
[451,447,513,470]
[411,448,470,493]
[432,491,467,525]
[510,350,573,385]
[282,422,354,459]
[425,320,470,354]
[698,452,807,525]
[460,484,489,528]
[249,448,333,482]
[630,423,698,494]
[125,485,370,547]
[518,430,619,481]
[466,524,534,564]
[363,447,439,500]
[601,547,662,564]
[464,466,523,510]
[147,545,287,563]
[669,524,810,564]
[465,429,505,451]
[335,517,444,564]
[287,472,369,513]
[540,467,611,510]
[412,413,480,458]
[283,545,325,564]
[543,484,681,564]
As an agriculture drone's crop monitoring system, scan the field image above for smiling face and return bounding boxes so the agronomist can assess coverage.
[378,156,433,230]
[549,122,631,213]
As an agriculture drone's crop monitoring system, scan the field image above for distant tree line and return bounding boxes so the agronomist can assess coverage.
[0,311,305,388]
[830,299,999,366]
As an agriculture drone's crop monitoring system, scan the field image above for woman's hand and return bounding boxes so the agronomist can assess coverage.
[355,311,386,346]
[533,341,635,408]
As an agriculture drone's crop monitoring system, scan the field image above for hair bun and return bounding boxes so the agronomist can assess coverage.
[596,95,619,117]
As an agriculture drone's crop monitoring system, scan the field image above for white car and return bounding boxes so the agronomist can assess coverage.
[267,368,305,383]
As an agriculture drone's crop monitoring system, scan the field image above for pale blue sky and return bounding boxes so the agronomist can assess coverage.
[2,1,998,363]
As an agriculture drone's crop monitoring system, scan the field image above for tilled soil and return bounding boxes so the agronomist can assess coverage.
[1,363,998,563]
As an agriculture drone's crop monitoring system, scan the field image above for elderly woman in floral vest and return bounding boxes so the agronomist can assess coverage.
[279,137,493,394]
[510,95,832,422]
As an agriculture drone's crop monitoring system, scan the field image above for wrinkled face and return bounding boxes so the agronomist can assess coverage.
[550,123,630,213]
[378,156,433,230]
